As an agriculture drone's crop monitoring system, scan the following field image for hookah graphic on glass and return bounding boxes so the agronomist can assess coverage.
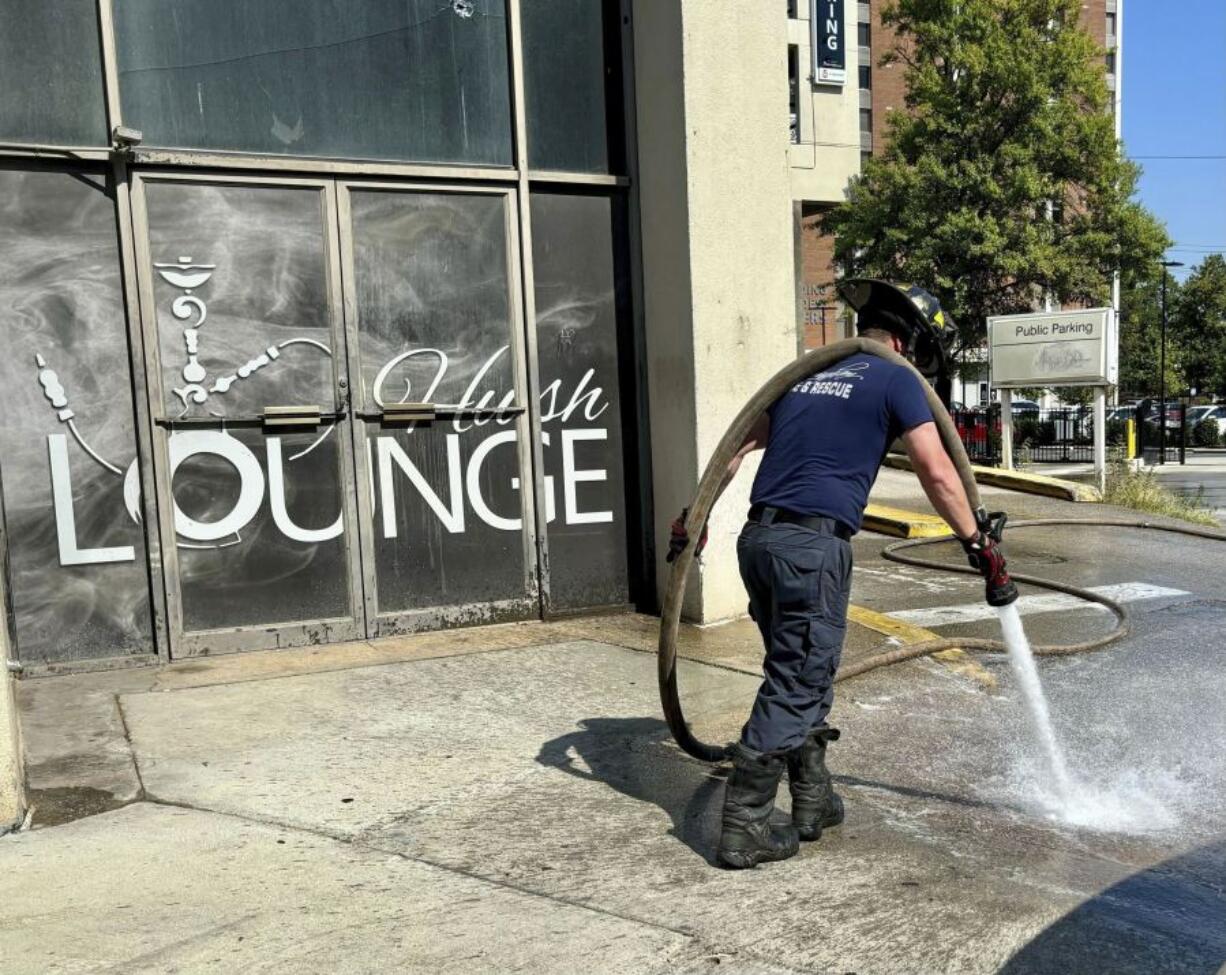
[35,256,334,554]
[154,256,332,416]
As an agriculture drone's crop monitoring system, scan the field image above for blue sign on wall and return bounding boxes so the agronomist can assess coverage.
[811,0,846,85]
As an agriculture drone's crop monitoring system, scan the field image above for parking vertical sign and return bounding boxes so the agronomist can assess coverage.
[812,0,846,85]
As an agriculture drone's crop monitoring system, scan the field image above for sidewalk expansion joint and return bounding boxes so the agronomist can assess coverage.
[113,694,149,803]
[132,792,698,942]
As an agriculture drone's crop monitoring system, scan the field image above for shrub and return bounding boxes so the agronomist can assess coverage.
[1105,418,1129,446]
[1103,459,1219,527]
[1013,416,1041,446]
[1192,418,1220,448]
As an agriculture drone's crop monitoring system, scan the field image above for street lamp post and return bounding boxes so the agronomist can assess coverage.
[1159,260,1184,465]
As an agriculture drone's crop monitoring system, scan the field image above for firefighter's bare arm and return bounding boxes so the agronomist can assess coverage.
[716,412,770,501]
[901,420,978,540]
[667,413,769,562]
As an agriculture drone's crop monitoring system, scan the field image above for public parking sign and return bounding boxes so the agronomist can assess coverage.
[988,308,1117,388]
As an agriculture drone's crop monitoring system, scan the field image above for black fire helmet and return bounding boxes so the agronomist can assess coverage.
[837,278,956,403]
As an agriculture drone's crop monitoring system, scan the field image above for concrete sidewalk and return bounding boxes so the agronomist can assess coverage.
[5,623,1225,973]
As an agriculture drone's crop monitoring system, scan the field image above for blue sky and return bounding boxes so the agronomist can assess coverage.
[1123,0,1226,281]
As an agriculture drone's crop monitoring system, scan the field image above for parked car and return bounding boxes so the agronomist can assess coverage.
[1187,405,1226,427]
[1009,398,1041,415]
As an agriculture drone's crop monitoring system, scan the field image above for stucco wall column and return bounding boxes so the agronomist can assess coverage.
[634,0,798,622]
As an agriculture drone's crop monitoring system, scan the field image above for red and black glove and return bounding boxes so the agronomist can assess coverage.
[666,507,709,564]
[961,511,1018,607]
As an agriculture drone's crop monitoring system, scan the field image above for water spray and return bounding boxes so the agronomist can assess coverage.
[995,601,1074,802]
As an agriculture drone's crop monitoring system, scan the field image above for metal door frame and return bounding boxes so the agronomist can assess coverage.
[129,169,367,656]
[336,180,541,636]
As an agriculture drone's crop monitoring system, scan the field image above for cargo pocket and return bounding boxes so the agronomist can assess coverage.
[818,540,853,624]
[798,615,844,697]
[768,544,827,611]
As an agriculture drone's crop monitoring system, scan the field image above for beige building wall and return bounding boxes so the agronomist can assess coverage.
[789,2,863,350]
[788,1,862,203]
[633,0,798,622]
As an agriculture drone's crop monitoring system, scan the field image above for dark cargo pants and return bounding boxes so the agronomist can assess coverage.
[737,512,853,754]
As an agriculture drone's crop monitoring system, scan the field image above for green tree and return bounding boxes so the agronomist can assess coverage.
[1052,386,1094,407]
[822,0,1169,352]
[1170,255,1226,399]
[1118,264,1181,399]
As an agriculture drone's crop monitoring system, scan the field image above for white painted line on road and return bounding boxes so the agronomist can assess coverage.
[888,583,1190,628]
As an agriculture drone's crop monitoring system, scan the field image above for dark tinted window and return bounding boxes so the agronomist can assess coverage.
[531,191,632,609]
[0,0,108,146]
[521,0,622,173]
[115,0,513,165]
[0,167,153,663]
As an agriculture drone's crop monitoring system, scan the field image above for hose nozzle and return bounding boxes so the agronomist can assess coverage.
[976,506,1009,543]
[969,507,1019,606]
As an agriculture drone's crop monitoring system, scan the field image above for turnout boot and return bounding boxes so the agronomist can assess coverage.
[717,743,800,870]
[786,726,845,841]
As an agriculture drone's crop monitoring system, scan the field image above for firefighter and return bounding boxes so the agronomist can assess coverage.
[667,280,1016,869]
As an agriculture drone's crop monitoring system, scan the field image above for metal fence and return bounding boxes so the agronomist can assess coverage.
[1134,402,1189,465]
[948,403,1191,467]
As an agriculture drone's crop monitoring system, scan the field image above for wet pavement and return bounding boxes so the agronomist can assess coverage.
[1151,453,1226,517]
[2,469,1225,973]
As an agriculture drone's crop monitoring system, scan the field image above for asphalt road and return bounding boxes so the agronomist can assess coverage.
[838,470,1226,971]
[1150,453,1226,515]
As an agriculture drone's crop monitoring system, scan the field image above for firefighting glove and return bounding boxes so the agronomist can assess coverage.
[960,510,1019,607]
[666,507,709,564]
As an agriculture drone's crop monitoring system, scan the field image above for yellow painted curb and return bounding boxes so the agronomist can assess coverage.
[848,605,995,688]
[883,454,1102,502]
[862,503,954,539]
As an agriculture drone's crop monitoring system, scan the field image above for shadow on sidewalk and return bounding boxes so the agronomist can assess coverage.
[997,838,1226,975]
[535,717,727,864]
[832,772,1019,814]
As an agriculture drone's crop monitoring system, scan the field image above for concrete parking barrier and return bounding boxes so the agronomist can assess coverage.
[862,503,955,539]
[883,454,1102,502]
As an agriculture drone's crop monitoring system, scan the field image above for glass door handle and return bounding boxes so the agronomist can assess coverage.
[353,404,526,425]
[154,408,343,429]
[262,405,323,428]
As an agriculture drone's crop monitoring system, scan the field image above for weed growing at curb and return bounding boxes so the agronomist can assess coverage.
[1102,460,1220,527]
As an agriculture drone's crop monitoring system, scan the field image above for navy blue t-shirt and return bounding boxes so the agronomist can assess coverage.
[749,353,934,532]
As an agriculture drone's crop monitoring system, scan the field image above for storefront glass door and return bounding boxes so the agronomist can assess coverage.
[132,173,365,654]
[339,184,538,634]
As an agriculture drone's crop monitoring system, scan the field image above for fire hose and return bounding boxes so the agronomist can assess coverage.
[657,337,1226,763]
